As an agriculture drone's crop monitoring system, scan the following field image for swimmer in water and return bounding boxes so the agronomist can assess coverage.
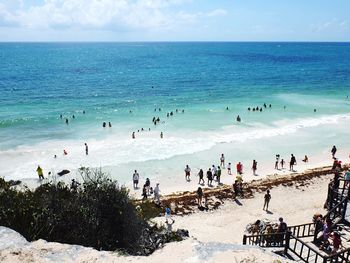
[65,118,69,124]
[236,115,241,122]
[103,122,106,128]
[108,122,112,127]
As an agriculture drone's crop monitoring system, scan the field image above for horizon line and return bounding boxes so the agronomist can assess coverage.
[0,40,350,44]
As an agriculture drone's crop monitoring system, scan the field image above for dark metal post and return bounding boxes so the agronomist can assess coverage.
[341,197,348,221]
[284,231,291,255]
[243,235,247,245]
[329,184,334,211]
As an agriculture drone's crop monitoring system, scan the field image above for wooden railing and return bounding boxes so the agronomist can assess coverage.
[288,222,315,238]
[242,232,288,248]
[288,234,326,263]
[325,177,349,223]
[323,247,350,263]
[288,233,350,263]
[242,174,350,263]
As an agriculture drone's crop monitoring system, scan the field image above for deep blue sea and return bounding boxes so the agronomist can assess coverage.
[1,42,350,186]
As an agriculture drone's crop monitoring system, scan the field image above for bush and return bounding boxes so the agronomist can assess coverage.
[0,169,184,254]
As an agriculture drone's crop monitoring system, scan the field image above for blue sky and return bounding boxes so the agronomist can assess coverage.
[0,0,349,41]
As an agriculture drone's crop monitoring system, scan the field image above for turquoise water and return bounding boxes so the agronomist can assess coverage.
[1,42,350,184]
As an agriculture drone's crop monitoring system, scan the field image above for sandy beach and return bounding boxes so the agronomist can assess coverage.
[0,167,333,263]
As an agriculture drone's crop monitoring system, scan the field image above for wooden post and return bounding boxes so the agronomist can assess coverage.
[284,231,291,255]
[243,235,247,245]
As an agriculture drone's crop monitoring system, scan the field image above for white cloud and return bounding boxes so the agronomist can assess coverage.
[0,0,226,32]
[206,8,227,17]
[311,18,348,33]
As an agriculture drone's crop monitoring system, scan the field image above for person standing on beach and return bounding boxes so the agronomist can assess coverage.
[233,180,239,199]
[280,159,285,169]
[197,169,204,184]
[331,145,337,158]
[36,165,44,180]
[217,166,221,184]
[160,132,163,139]
[207,168,213,186]
[275,154,280,170]
[211,165,217,180]
[165,207,171,220]
[227,162,232,175]
[154,183,160,204]
[165,218,175,233]
[142,185,147,200]
[263,190,271,211]
[290,154,297,171]
[133,170,139,189]
[252,160,257,175]
[197,187,203,207]
[85,143,88,155]
[184,165,191,181]
[236,162,243,175]
[145,178,151,194]
[220,154,225,168]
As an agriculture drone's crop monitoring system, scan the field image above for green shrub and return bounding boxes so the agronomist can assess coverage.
[0,169,152,253]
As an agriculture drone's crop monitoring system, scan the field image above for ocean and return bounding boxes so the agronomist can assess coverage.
[1,42,350,189]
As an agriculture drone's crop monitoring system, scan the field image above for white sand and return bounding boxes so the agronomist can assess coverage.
[0,173,332,263]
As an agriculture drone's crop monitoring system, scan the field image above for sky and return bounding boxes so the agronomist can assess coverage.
[0,0,349,42]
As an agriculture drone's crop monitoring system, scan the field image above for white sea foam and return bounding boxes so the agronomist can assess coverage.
[0,113,350,180]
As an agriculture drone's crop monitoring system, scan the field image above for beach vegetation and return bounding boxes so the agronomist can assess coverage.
[0,170,187,255]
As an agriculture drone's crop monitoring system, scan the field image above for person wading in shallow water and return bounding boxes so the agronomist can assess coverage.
[184,165,191,181]
[85,143,88,155]
[220,153,225,168]
[36,165,44,180]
